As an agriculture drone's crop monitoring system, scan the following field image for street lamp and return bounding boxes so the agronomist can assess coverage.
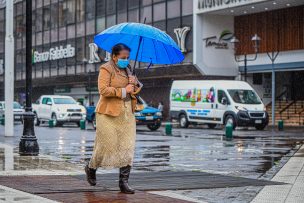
[230,34,261,81]
[19,0,39,155]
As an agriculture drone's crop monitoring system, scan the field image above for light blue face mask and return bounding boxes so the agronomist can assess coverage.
[117,58,129,69]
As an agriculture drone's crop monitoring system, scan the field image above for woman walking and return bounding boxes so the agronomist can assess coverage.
[85,43,142,194]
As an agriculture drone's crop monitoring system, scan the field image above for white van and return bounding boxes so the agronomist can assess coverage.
[170,80,269,130]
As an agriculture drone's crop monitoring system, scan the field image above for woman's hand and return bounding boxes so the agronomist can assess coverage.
[125,84,134,93]
[128,76,137,85]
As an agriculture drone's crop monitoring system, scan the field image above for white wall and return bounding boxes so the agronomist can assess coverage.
[193,13,238,76]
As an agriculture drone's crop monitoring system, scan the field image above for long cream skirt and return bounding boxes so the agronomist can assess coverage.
[89,100,136,169]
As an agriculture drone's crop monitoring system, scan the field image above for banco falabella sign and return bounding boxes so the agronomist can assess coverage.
[33,44,75,63]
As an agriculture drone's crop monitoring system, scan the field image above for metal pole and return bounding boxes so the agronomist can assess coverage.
[271,61,275,126]
[4,0,14,137]
[88,70,91,105]
[244,55,247,82]
[19,0,39,156]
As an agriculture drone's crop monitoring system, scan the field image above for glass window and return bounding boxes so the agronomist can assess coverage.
[117,12,127,23]
[0,9,4,21]
[106,0,116,15]
[167,0,180,19]
[218,90,228,104]
[96,0,106,17]
[36,8,43,32]
[153,3,165,22]
[117,0,127,11]
[128,9,139,22]
[58,2,65,27]
[128,0,139,9]
[228,89,262,104]
[64,0,76,24]
[53,98,76,104]
[182,0,193,16]
[86,20,95,35]
[43,7,51,30]
[86,0,95,20]
[16,15,25,39]
[140,6,152,23]
[96,17,105,32]
[142,0,152,6]
[51,3,58,28]
[106,15,116,28]
[15,2,23,16]
[76,0,85,22]
[67,25,76,38]
[76,37,85,63]
[42,97,48,104]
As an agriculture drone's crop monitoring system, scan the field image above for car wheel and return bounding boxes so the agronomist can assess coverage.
[76,121,81,127]
[255,124,267,130]
[207,123,217,129]
[34,112,40,126]
[225,115,236,130]
[179,114,189,128]
[147,122,161,131]
[51,113,58,127]
[92,115,96,130]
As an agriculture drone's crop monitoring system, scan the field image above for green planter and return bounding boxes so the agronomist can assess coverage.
[0,117,4,125]
[165,122,172,135]
[225,123,233,140]
[80,119,86,130]
[278,120,284,131]
[48,119,54,128]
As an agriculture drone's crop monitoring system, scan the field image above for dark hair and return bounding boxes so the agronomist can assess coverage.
[111,43,131,56]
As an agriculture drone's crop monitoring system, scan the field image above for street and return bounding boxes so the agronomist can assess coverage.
[0,123,303,202]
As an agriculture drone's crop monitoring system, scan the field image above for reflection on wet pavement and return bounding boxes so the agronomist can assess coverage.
[0,124,303,179]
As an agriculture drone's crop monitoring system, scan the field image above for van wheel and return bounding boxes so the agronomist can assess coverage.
[255,124,267,130]
[179,114,189,128]
[51,113,58,127]
[34,112,40,126]
[207,124,217,129]
[225,115,236,130]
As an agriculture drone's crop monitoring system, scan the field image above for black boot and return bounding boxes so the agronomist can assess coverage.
[85,164,97,186]
[119,165,135,194]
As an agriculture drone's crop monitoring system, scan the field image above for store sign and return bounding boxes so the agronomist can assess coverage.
[203,30,234,49]
[33,44,75,63]
[197,0,267,13]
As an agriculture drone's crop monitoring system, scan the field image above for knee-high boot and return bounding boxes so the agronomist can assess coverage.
[119,165,135,194]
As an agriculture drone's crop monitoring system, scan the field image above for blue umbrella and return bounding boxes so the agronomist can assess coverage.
[94,22,184,66]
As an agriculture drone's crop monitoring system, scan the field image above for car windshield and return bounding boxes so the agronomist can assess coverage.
[13,102,22,109]
[228,89,261,104]
[0,102,22,109]
[53,98,77,104]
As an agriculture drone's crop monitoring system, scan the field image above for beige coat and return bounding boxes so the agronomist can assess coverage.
[95,60,142,116]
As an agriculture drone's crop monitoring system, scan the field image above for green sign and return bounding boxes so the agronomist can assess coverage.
[86,86,98,92]
[54,87,71,93]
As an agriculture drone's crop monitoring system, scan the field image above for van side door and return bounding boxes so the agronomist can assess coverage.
[214,89,230,124]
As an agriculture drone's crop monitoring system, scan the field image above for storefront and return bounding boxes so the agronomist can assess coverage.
[193,0,304,101]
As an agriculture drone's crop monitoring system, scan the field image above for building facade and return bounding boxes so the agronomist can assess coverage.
[0,0,206,118]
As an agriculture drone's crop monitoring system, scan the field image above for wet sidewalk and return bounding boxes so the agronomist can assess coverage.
[251,145,304,203]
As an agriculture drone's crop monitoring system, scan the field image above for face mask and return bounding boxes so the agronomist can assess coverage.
[117,58,129,69]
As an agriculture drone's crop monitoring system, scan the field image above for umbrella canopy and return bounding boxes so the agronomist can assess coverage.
[94,22,184,65]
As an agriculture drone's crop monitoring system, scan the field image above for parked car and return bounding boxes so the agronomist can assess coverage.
[0,101,24,123]
[33,95,86,127]
[170,80,269,130]
[86,96,162,131]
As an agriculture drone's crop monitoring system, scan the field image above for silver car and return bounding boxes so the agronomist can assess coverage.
[0,101,25,123]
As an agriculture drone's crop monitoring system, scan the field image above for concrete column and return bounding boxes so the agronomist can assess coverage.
[4,0,14,137]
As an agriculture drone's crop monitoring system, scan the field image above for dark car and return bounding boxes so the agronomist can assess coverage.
[86,96,162,131]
